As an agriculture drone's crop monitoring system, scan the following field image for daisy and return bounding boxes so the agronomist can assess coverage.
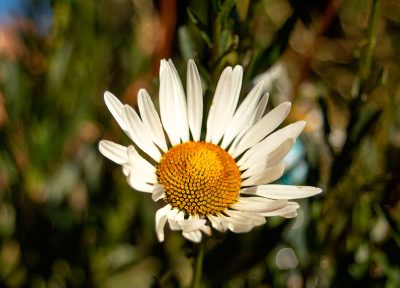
[99,59,322,243]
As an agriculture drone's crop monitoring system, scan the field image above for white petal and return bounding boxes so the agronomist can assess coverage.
[104,91,126,130]
[123,146,156,192]
[168,209,184,231]
[137,89,168,152]
[233,102,291,156]
[127,172,153,192]
[223,81,265,150]
[237,121,305,170]
[209,66,243,144]
[241,185,322,200]
[178,215,207,232]
[167,60,190,142]
[182,230,202,243]
[200,225,212,236]
[187,60,203,141]
[206,67,233,143]
[231,197,288,213]
[266,138,295,167]
[159,60,181,145]
[126,146,156,177]
[225,93,269,153]
[211,65,243,144]
[122,166,130,177]
[241,163,285,186]
[225,209,266,226]
[238,138,294,173]
[253,93,269,123]
[207,214,228,232]
[218,213,255,233]
[151,184,165,201]
[155,205,172,242]
[98,140,128,165]
[262,201,300,217]
[281,210,298,218]
[177,215,208,242]
[239,139,294,177]
[122,105,162,161]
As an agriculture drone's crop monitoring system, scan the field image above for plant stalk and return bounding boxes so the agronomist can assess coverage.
[191,241,205,288]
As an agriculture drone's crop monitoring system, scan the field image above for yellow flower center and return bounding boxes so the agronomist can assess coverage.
[156,141,241,216]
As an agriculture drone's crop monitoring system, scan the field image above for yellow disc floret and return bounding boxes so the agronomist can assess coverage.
[156,141,241,216]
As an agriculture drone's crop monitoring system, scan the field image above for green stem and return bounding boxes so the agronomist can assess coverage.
[191,242,205,288]
[360,0,380,85]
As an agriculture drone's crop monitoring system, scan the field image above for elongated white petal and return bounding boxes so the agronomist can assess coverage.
[253,93,269,123]
[241,163,285,186]
[240,160,279,179]
[167,60,189,142]
[187,60,203,141]
[232,197,287,213]
[104,91,126,130]
[233,102,291,156]
[206,67,232,142]
[137,89,168,152]
[238,138,294,172]
[99,140,128,165]
[266,138,295,167]
[122,105,162,161]
[159,60,181,145]
[156,205,172,242]
[237,121,305,170]
[224,81,265,150]
[210,66,243,144]
[241,185,322,200]
[244,139,295,179]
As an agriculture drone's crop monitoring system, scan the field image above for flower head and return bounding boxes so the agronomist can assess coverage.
[99,59,322,243]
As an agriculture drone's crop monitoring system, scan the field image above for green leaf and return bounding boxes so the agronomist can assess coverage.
[236,0,250,21]
[187,8,213,48]
[178,26,195,61]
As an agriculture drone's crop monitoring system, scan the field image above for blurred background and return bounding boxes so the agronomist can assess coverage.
[1,0,400,287]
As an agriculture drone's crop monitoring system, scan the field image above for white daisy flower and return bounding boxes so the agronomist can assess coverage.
[99,59,322,243]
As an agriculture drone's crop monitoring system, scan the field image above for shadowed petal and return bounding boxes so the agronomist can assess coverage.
[138,89,168,152]
[233,102,291,156]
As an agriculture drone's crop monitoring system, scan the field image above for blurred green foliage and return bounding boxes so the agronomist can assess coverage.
[0,0,400,287]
